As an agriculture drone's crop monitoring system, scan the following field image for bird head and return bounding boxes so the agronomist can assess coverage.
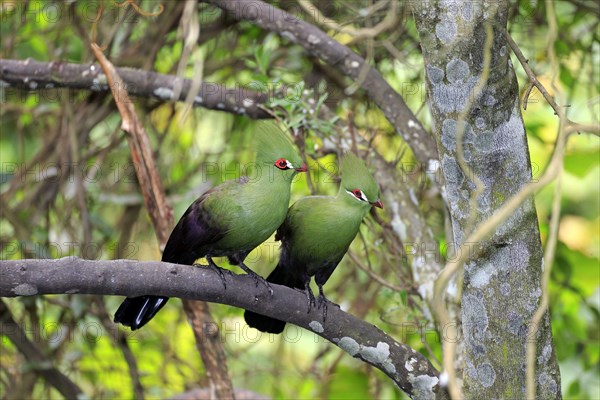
[340,153,383,209]
[254,121,307,176]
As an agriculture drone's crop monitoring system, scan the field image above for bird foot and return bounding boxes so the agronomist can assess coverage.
[317,295,328,321]
[304,286,316,313]
[238,263,273,296]
[316,286,330,321]
[205,257,229,290]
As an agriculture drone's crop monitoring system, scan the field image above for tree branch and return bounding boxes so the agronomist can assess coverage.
[91,44,174,244]
[297,0,398,44]
[505,30,600,136]
[90,44,236,398]
[203,0,439,167]
[0,299,84,399]
[0,258,448,400]
[0,59,270,119]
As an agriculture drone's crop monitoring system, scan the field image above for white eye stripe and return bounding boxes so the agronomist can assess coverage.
[275,158,294,169]
[346,189,368,202]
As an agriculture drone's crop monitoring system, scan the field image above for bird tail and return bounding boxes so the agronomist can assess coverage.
[114,295,169,330]
[114,200,207,330]
[244,263,304,334]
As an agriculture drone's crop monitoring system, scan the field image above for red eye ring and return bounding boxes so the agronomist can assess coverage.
[275,158,289,170]
[352,189,364,200]
[347,189,368,202]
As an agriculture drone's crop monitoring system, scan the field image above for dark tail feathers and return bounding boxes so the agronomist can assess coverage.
[114,296,169,330]
[244,263,304,334]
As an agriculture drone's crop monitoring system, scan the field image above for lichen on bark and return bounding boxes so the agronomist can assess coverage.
[413,1,561,398]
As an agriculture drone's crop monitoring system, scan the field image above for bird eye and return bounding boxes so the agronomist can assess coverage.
[351,189,366,201]
[275,158,290,170]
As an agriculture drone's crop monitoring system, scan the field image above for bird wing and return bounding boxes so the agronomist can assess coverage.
[276,196,363,281]
[161,185,231,265]
[274,209,291,242]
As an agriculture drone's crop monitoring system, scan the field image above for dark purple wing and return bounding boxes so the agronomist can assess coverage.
[161,189,226,265]
[115,187,229,330]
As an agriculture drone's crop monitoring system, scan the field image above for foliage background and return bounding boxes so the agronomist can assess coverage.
[0,1,598,399]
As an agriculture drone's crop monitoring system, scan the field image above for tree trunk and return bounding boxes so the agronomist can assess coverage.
[413,1,561,398]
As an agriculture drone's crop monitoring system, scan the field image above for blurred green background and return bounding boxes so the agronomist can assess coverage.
[0,1,598,399]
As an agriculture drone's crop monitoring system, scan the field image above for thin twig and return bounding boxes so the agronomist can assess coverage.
[90,43,235,399]
[0,300,84,399]
[91,43,174,243]
[457,23,494,235]
[431,126,571,400]
[526,150,563,400]
[505,31,600,136]
[94,298,145,399]
[348,250,405,292]
[506,31,561,114]
[206,0,439,169]
[526,1,564,397]
[297,0,397,43]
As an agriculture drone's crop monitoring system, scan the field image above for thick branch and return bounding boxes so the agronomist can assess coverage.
[204,0,439,167]
[414,1,562,398]
[0,59,270,119]
[0,258,448,400]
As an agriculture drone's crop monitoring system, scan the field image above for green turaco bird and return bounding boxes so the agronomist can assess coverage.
[114,122,306,330]
[244,153,382,334]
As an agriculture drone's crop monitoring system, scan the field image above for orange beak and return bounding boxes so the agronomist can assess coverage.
[371,199,383,209]
[295,163,308,172]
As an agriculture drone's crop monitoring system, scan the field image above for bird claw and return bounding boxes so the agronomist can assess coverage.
[253,273,274,296]
[238,262,273,296]
[205,257,228,290]
[304,286,316,313]
[317,286,329,321]
[317,294,328,321]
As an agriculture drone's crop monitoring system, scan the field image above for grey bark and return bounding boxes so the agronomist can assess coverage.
[204,0,440,169]
[0,59,270,119]
[413,1,561,398]
[0,258,449,400]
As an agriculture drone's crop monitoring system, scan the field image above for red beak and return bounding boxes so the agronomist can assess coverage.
[371,199,383,209]
[295,163,308,172]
